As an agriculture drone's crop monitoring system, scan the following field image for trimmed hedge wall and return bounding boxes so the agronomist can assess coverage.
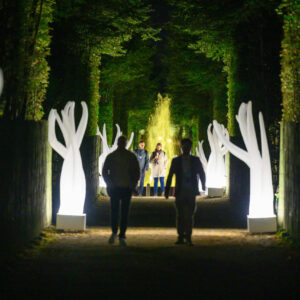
[0,120,52,251]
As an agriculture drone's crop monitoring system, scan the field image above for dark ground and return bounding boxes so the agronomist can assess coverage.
[1,196,300,299]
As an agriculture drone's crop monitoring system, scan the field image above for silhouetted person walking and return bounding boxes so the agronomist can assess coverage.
[165,138,206,246]
[102,136,140,246]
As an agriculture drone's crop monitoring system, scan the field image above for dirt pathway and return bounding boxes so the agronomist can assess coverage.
[1,227,299,299]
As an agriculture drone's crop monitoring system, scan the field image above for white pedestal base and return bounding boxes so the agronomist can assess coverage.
[247,216,277,233]
[56,214,86,231]
[207,187,224,197]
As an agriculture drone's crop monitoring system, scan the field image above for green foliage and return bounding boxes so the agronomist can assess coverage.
[99,38,158,139]
[54,0,160,57]
[164,11,227,143]
[86,48,101,136]
[0,0,55,120]
[169,0,282,136]
[278,0,300,121]
[25,0,55,121]
[47,0,160,136]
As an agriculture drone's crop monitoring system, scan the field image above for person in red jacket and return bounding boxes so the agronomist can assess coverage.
[165,138,206,246]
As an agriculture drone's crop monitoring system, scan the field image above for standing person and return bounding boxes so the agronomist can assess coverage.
[150,143,168,196]
[165,138,206,246]
[102,136,140,246]
[133,140,149,196]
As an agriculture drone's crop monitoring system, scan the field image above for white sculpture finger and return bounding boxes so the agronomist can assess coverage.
[213,120,250,166]
[126,132,134,149]
[75,101,88,146]
[67,102,76,135]
[48,110,67,159]
[198,140,207,173]
[55,110,70,148]
[61,109,74,147]
[236,104,251,152]
[246,102,260,159]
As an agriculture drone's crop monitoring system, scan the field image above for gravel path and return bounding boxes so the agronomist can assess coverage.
[1,227,300,299]
[1,197,299,299]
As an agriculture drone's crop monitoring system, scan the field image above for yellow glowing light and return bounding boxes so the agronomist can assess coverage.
[145,93,176,186]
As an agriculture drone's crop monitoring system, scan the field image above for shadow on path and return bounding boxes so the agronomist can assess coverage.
[1,227,299,299]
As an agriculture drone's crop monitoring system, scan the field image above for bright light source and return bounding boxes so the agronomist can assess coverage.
[213,101,276,221]
[167,138,172,143]
[48,101,88,215]
[196,124,228,191]
[97,124,134,188]
[158,136,163,141]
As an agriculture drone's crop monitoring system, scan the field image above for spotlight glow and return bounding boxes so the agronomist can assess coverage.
[48,101,88,215]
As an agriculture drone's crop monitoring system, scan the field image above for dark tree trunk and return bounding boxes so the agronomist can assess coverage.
[81,135,100,225]
[0,120,52,251]
[229,136,250,227]
[278,121,300,239]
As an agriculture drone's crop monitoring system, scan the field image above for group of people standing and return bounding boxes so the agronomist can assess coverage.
[102,136,206,247]
[133,141,168,196]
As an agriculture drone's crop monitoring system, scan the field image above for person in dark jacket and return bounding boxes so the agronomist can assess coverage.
[133,140,149,196]
[165,138,206,246]
[102,136,140,246]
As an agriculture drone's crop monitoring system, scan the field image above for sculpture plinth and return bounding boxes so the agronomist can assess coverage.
[56,214,86,231]
[207,187,224,197]
[247,216,277,233]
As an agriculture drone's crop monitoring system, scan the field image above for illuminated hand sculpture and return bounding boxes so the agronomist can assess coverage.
[195,141,207,191]
[97,124,134,187]
[48,101,88,215]
[196,124,228,190]
[195,140,207,175]
[206,124,228,189]
[213,101,274,218]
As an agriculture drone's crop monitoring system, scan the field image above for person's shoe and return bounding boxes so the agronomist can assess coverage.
[108,233,117,244]
[154,193,158,197]
[175,236,185,245]
[186,236,194,246]
[161,191,165,197]
[119,237,127,247]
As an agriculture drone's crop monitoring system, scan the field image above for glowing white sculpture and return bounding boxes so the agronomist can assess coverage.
[196,124,228,192]
[195,141,207,192]
[206,124,228,189]
[0,68,3,96]
[97,124,134,187]
[48,101,88,216]
[213,101,276,232]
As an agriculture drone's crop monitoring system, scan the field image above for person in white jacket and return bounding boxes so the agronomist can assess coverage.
[150,143,168,196]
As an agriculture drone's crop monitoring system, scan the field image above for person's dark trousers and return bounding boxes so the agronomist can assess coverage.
[175,193,196,239]
[138,170,146,196]
[154,177,165,195]
[110,187,132,238]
